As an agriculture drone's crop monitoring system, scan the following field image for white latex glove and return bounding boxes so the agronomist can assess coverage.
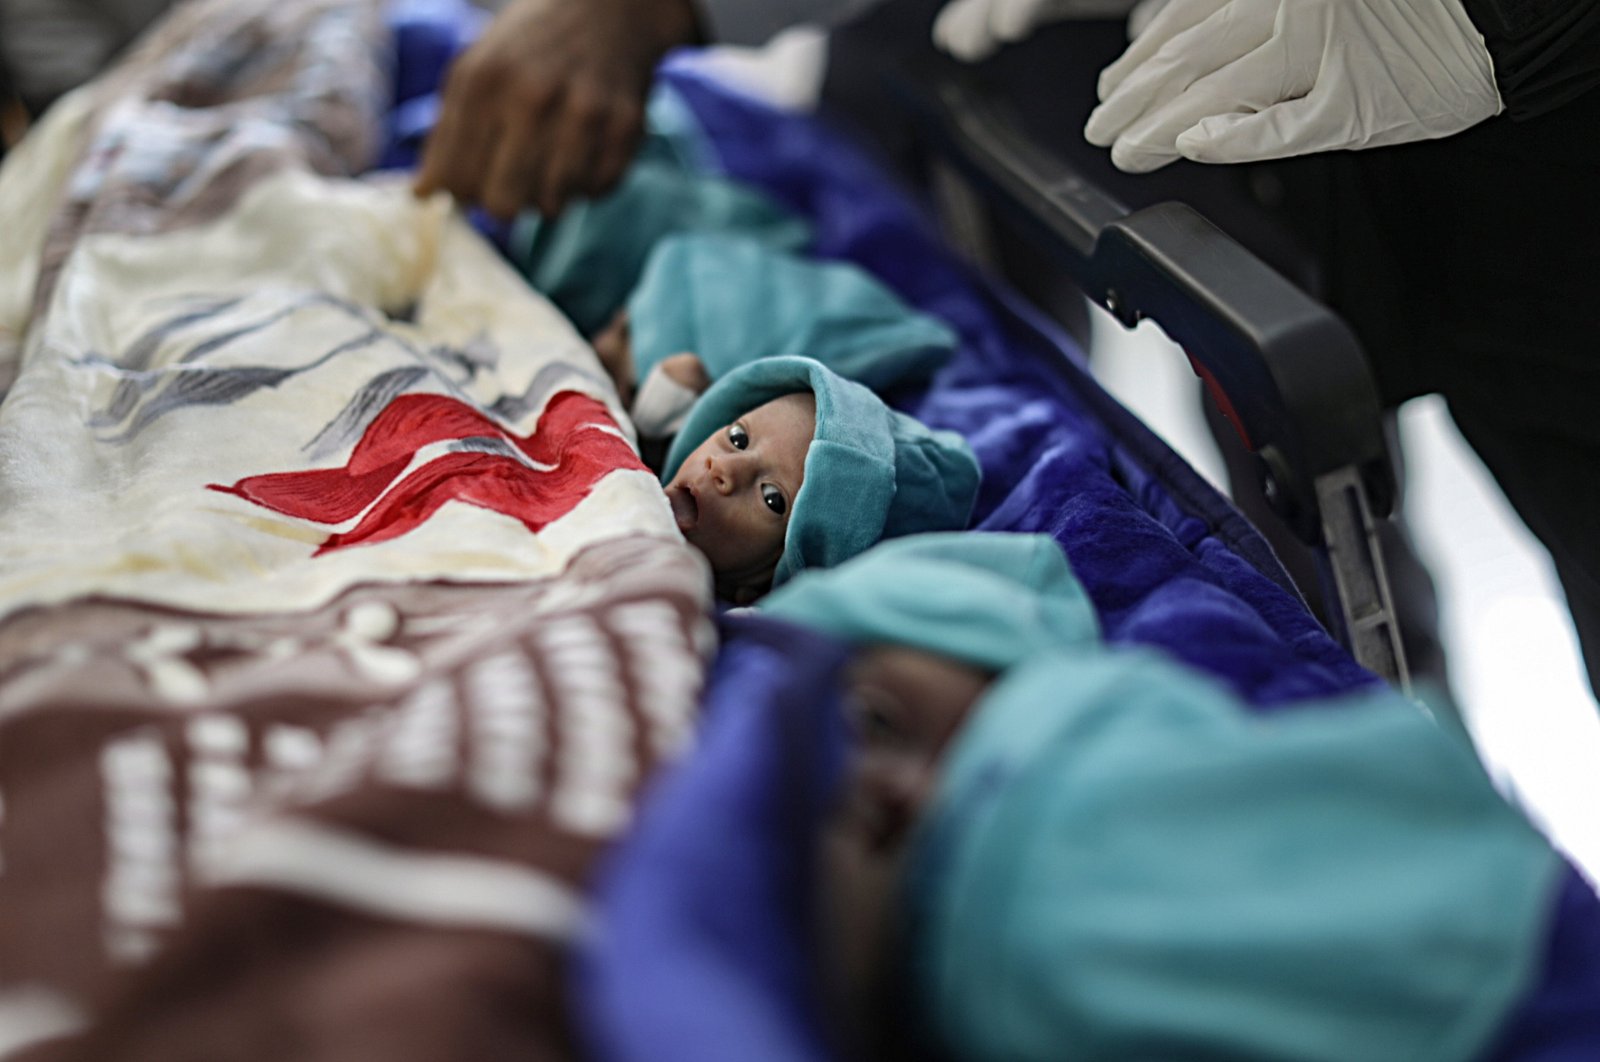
[1083,0,1503,173]
[934,0,1142,61]
[1126,0,1171,39]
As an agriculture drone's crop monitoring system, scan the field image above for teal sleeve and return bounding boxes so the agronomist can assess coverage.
[505,87,809,337]
[627,232,956,389]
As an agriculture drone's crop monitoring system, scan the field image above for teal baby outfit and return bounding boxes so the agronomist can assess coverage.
[507,88,957,401]
[909,650,1560,1062]
[663,357,980,588]
[626,232,958,390]
[506,89,810,336]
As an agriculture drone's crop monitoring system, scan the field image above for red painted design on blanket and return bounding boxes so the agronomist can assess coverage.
[211,392,645,554]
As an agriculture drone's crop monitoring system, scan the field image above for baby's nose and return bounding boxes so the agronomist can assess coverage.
[706,452,750,495]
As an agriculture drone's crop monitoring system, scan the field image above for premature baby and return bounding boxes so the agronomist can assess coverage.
[591,233,979,604]
[650,356,978,604]
[592,231,956,435]
[663,391,815,604]
[758,533,1568,1062]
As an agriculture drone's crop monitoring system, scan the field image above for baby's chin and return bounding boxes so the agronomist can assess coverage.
[661,483,729,593]
[659,483,780,604]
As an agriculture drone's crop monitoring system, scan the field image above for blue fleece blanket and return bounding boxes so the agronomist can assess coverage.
[659,62,1373,708]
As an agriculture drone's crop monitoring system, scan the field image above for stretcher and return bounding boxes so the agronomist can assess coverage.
[897,66,1409,685]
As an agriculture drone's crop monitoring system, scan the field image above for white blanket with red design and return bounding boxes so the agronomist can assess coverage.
[0,2,713,1057]
[0,0,681,616]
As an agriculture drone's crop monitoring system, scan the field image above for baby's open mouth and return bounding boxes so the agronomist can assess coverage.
[668,484,698,533]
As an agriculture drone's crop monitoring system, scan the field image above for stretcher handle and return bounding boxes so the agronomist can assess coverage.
[899,68,1397,542]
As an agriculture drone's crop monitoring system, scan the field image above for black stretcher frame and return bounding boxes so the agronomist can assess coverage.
[890,65,1411,688]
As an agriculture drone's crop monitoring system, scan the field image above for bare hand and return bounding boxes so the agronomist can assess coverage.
[413,0,700,219]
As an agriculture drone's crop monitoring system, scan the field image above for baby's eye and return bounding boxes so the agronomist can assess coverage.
[728,423,749,450]
[762,483,787,516]
[843,692,909,750]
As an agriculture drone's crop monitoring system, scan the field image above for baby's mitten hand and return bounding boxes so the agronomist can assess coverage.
[658,352,710,395]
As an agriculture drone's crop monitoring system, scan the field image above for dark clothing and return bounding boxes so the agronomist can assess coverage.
[1461,0,1600,118]
[825,0,1600,689]
[1272,82,1600,688]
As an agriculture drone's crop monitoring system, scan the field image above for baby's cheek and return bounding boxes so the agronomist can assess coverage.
[851,751,938,848]
[815,814,903,1052]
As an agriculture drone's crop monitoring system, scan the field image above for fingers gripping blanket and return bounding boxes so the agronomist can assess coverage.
[0,0,713,1056]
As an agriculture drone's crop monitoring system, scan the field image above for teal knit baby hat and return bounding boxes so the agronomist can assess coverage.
[626,232,958,390]
[761,532,1099,670]
[906,649,1561,1062]
[662,357,980,587]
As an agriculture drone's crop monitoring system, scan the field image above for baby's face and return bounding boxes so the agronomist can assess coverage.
[836,646,992,850]
[818,644,995,1054]
[664,391,817,603]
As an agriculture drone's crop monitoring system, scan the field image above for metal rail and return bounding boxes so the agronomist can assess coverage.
[898,68,1410,687]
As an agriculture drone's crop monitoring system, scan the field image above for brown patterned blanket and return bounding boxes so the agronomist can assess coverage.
[0,1,714,1056]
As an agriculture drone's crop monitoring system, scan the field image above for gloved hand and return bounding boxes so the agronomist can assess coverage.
[1126,0,1172,39]
[1083,0,1503,173]
[933,0,1142,62]
[414,0,700,219]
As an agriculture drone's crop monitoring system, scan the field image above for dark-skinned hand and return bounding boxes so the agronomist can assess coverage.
[413,0,701,220]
